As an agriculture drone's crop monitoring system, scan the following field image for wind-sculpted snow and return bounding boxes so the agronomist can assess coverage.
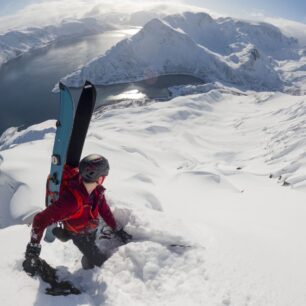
[2,86,306,305]
[0,18,114,68]
[0,171,40,228]
[0,120,56,151]
[61,12,304,92]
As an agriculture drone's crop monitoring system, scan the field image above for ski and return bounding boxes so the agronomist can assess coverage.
[45,83,74,208]
[99,227,192,251]
[44,83,75,242]
[66,80,96,167]
[44,81,96,242]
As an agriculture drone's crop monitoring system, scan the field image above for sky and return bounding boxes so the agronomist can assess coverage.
[0,0,36,15]
[0,0,305,22]
[187,0,306,23]
[0,0,305,32]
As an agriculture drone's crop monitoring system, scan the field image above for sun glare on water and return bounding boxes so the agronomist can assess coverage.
[110,89,146,101]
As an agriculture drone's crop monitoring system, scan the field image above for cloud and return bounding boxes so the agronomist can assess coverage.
[263,17,306,46]
[0,0,208,33]
[249,10,266,19]
[0,1,89,32]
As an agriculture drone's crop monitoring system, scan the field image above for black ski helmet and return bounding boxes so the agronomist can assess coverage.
[79,154,109,183]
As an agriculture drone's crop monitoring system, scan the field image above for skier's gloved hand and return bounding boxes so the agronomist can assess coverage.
[115,228,132,244]
[99,226,114,240]
[23,243,41,276]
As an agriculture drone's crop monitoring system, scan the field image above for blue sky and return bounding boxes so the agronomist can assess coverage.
[0,0,305,23]
[0,0,36,16]
[188,0,306,22]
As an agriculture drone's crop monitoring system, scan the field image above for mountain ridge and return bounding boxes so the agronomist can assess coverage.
[62,13,290,91]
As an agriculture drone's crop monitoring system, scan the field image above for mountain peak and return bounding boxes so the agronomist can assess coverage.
[61,11,302,91]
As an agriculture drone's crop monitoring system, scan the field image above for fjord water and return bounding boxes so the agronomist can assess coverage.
[0,28,201,135]
[0,30,136,134]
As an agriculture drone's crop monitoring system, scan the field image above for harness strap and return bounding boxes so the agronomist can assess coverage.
[46,164,103,234]
[62,186,102,233]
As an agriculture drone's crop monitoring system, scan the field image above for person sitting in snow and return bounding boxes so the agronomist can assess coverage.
[23,154,131,275]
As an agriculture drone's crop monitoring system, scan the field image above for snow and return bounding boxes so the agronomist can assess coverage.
[61,12,306,93]
[0,17,114,68]
[1,84,306,305]
[2,9,306,306]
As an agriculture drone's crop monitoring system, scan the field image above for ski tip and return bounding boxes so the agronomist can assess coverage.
[84,80,97,99]
[84,80,94,89]
[59,82,66,90]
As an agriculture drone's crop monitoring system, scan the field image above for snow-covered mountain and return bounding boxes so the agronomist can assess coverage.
[164,12,298,60]
[61,12,304,92]
[2,9,306,306]
[0,18,114,68]
[0,6,200,68]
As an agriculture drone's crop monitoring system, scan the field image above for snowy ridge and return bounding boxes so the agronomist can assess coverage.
[62,18,238,86]
[61,12,303,91]
[1,84,306,305]
[164,12,298,60]
[0,121,55,151]
[0,18,114,68]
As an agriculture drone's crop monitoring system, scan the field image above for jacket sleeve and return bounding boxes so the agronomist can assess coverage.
[30,190,79,244]
[98,194,117,230]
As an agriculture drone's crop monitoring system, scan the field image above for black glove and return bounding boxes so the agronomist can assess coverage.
[115,228,132,244]
[99,226,114,240]
[23,243,41,276]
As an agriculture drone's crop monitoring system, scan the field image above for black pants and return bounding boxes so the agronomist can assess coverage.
[52,227,107,269]
[72,230,107,268]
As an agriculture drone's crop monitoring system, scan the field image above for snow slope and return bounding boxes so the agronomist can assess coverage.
[1,84,306,305]
[0,18,114,68]
[164,12,298,60]
[62,12,304,92]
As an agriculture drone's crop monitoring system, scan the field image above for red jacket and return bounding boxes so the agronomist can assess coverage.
[31,173,116,244]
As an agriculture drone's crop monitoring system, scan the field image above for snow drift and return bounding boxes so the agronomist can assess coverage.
[1,84,306,305]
